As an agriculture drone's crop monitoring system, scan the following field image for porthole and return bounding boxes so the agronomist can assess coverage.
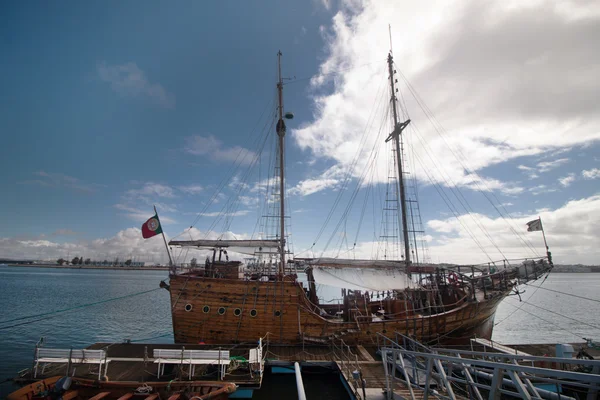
[382,329,387,334]
[203,305,210,313]
[218,307,226,315]
[185,304,193,312]
[250,309,257,317]
[274,310,281,317]
[234,308,242,317]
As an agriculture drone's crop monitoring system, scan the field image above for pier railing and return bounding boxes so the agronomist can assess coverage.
[377,332,600,400]
[331,338,362,399]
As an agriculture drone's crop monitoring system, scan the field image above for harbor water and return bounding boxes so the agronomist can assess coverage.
[1,266,599,397]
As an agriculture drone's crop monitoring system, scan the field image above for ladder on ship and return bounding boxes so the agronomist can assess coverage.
[377,333,600,400]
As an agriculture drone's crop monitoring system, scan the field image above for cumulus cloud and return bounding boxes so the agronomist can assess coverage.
[292,0,600,195]
[0,227,251,264]
[537,158,570,173]
[178,184,203,195]
[288,166,345,196]
[184,135,257,165]
[558,173,576,187]
[97,62,175,108]
[422,194,600,265]
[116,182,181,222]
[582,168,600,179]
[289,177,340,196]
[127,182,176,199]
[325,193,600,265]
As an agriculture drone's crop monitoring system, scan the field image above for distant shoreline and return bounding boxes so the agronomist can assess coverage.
[2,263,170,271]
[1,263,598,273]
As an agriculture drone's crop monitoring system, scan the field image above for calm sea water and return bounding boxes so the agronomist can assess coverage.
[1,267,599,396]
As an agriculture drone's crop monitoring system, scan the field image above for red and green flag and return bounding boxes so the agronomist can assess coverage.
[142,213,163,239]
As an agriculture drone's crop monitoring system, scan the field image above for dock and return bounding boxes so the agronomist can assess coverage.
[14,333,600,400]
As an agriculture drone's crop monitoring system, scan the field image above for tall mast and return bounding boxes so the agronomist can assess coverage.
[276,50,286,277]
[386,53,412,264]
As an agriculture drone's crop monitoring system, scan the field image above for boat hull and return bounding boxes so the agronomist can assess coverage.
[7,376,236,400]
[167,273,506,345]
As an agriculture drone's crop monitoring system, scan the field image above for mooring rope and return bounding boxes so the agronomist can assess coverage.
[0,286,163,329]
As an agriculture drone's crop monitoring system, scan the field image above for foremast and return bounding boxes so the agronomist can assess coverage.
[276,51,286,278]
[386,53,412,265]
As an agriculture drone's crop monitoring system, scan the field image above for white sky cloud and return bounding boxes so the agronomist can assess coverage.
[537,158,570,173]
[289,177,340,196]
[127,182,176,199]
[185,135,257,165]
[97,62,175,108]
[582,168,600,179]
[328,193,600,265]
[292,0,600,195]
[558,173,576,187]
[178,184,203,195]
[0,228,251,264]
[423,193,600,265]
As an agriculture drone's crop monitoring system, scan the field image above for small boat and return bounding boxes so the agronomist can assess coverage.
[7,376,237,400]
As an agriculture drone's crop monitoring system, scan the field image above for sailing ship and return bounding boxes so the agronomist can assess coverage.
[162,51,553,345]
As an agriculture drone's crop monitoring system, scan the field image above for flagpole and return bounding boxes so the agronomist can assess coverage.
[154,205,174,267]
[538,216,553,266]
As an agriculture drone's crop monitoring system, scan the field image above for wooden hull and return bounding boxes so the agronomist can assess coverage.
[167,273,507,346]
[7,376,236,400]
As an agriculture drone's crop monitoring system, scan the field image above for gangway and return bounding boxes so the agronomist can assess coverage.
[377,332,600,400]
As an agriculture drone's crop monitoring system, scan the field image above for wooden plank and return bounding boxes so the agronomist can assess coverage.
[356,345,375,362]
[116,394,134,400]
[167,395,181,400]
[62,390,79,400]
[472,338,531,356]
[88,392,111,400]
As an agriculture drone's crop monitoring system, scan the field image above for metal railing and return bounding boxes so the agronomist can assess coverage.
[377,332,600,400]
[331,338,363,399]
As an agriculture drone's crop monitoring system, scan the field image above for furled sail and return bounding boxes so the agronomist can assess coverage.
[296,257,407,270]
[168,239,283,256]
[311,267,418,291]
[169,239,281,248]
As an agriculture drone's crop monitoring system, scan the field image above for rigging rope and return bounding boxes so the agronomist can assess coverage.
[312,69,388,250]
[321,87,392,255]
[172,95,276,242]
[395,64,541,258]
[494,273,551,327]
[0,287,162,328]
[500,300,590,340]
[509,298,600,332]
[525,283,600,304]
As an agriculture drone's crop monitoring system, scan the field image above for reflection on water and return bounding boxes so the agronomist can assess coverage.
[0,267,598,396]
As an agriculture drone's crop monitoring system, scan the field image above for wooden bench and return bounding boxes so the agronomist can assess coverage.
[153,349,230,380]
[34,348,109,379]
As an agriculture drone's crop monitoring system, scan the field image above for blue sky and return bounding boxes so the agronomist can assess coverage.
[1,0,599,265]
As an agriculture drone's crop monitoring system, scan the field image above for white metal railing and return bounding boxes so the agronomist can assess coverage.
[377,332,600,400]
